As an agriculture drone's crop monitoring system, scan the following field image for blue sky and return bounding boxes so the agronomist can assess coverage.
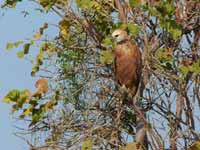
[0,1,59,149]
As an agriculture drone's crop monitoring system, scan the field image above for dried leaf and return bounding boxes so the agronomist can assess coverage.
[188,141,200,150]
[35,78,49,94]
[181,60,193,67]
[33,33,41,39]
[23,43,31,54]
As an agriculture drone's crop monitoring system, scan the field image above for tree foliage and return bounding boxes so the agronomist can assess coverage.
[2,0,200,149]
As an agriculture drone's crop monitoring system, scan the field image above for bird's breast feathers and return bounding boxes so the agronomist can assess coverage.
[115,41,141,62]
[114,40,141,93]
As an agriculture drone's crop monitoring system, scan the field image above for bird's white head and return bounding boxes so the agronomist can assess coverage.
[112,29,128,44]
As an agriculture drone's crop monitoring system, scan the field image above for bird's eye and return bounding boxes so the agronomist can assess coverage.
[115,35,119,37]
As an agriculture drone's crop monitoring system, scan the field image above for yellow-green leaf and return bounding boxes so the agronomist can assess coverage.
[17,51,24,59]
[121,142,142,150]
[179,59,200,76]
[2,0,17,8]
[130,0,143,7]
[156,48,173,62]
[127,23,141,37]
[102,37,112,46]
[76,0,94,9]
[82,138,93,150]
[31,65,40,76]
[45,101,55,110]
[4,89,20,102]
[2,97,12,103]
[6,41,24,50]
[6,43,14,50]
[59,19,70,38]
[189,59,200,73]
[100,50,114,64]
[14,41,23,47]
[39,0,55,11]
[23,105,34,116]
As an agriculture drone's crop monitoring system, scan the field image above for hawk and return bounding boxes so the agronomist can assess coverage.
[112,29,142,96]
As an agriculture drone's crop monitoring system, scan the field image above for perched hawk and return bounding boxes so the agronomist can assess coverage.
[112,29,142,96]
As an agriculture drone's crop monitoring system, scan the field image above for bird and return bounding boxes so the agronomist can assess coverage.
[112,29,142,96]
[112,29,146,147]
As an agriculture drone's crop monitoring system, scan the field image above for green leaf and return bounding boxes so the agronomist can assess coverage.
[31,65,40,76]
[23,105,34,116]
[156,0,175,17]
[76,0,94,9]
[4,89,20,102]
[59,19,70,38]
[165,2,175,16]
[29,99,38,105]
[102,37,112,46]
[156,48,174,70]
[40,42,57,53]
[2,89,29,106]
[179,59,200,76]
[39,0,55,11]
[166,20,182,40]
[156,48,173,62]
[29,109,43,126]
[113,23,123,29]
[170,28,182,40]
[1,0,20,8]
[130,0,142,7]
[190,60,200,73]
[2,97,12,103]
[14,41,23,47]
[130,0,136,7]
[44,101,56,110]
[145,5,159,16]
[127,23,141,37]
[17,51,24,59]
[112,23,140,37]
[100,50,114,64]
[36,49,44,65]
[20,89,30,99]
[82,138,93,150]
[179,66,189,76]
